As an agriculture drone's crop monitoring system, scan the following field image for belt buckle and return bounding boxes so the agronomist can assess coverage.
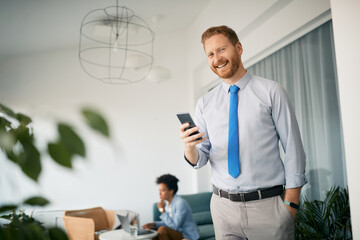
[228,193,245,202]
[258,190,262,200]
[217,188,222,198]
[240,193,245,202]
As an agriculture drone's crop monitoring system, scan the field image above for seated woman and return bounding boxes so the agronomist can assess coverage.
[142,174,200,240]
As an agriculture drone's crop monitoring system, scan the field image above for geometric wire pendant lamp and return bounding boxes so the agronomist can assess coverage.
[79,1,155,84]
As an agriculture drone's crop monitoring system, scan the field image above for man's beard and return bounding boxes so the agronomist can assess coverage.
[211,55,240,79]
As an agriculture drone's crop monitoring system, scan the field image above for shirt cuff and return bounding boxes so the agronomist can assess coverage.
[285,174,308,189]
[184,148,208,169]
[184,154,196,167]
[154,221,164,228]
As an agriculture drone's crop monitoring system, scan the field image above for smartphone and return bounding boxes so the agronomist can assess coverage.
[176,113,202,140]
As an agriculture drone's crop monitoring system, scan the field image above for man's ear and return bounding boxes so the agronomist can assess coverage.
[236,42,243,56]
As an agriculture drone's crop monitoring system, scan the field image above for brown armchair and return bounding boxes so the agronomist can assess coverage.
[63,207,116,240]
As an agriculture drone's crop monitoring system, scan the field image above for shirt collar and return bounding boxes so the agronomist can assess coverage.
[221,71,252,93]
[165,194,177,208]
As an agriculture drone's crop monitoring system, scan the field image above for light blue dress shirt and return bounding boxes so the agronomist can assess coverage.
[155,195,200,240]
[191,72,307,192]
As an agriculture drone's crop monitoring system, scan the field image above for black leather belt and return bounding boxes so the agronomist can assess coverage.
[213,185,284,202]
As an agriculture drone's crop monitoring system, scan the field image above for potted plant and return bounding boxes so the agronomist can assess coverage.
[295,186,352,239]
[0,103,110,240]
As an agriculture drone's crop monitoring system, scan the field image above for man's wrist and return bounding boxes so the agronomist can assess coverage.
[184,154,197,166]
[284,200,299,209]
[283,187,301,210]
[159,207,165,213]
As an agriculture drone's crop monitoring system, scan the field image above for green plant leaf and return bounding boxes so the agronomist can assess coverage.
[0,116,12,129]
[0,130,16,151]
[5,149,18,164]
[0,103,16,118]
[19,143,41,181]
[0,213,11,220]
[48,227,69,240]
[24,222,48,240]
[23,196,49,206]
[48,142,72,168]
[0,205,17,213]
[81,108,110,137]
[4,124,41,181]
[58,123,85,157]
[295,186,352,239]
[12,125,33,144]
[15,113,32,126]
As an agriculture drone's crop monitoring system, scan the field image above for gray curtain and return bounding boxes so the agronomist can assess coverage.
[248,21,346,201]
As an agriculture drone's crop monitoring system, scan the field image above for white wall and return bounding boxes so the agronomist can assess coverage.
[187,0,331,192]
[330,0,360,238]
[0,29,197,225]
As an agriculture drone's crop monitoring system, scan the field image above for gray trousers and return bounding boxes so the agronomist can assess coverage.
[210,193,294,240]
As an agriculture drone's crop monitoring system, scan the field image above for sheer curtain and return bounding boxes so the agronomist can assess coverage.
[248,21,346,201]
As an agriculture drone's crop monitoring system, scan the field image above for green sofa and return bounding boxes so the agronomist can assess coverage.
[153,192,215,240]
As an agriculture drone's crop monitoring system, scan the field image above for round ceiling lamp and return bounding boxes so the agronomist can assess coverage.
[146,66,172,83]
[79,1,155,84]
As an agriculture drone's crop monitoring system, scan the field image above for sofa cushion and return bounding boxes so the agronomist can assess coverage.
[192,211,212,225]
[198,224,215,240]
[181,192,212,213]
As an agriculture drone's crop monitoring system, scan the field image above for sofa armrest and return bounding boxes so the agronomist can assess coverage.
[153,203,161,222]
[104,210,116,229]
[63,215,95,240]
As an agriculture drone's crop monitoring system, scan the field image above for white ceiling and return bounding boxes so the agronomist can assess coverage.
[0,0,210,57]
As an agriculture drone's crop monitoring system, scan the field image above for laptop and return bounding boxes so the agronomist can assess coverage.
[117,214,153,235]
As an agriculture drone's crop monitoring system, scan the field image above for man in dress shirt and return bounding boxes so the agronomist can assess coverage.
[180,25,307,239]
[142,174,199,240]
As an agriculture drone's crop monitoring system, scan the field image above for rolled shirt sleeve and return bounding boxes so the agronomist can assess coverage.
[184,96,211,169]
[271,82,307,189]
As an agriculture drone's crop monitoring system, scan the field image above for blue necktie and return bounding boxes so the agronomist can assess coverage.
[228,85,240,178]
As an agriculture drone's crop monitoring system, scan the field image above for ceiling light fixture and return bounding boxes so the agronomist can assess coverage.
[79,0,155,84]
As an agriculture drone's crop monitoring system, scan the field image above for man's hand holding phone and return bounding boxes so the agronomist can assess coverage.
[178,113,206,165]
[180,123,205,146]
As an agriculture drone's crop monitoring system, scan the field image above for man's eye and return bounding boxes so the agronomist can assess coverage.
[220,48,225,52]
[208,53,213,57]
